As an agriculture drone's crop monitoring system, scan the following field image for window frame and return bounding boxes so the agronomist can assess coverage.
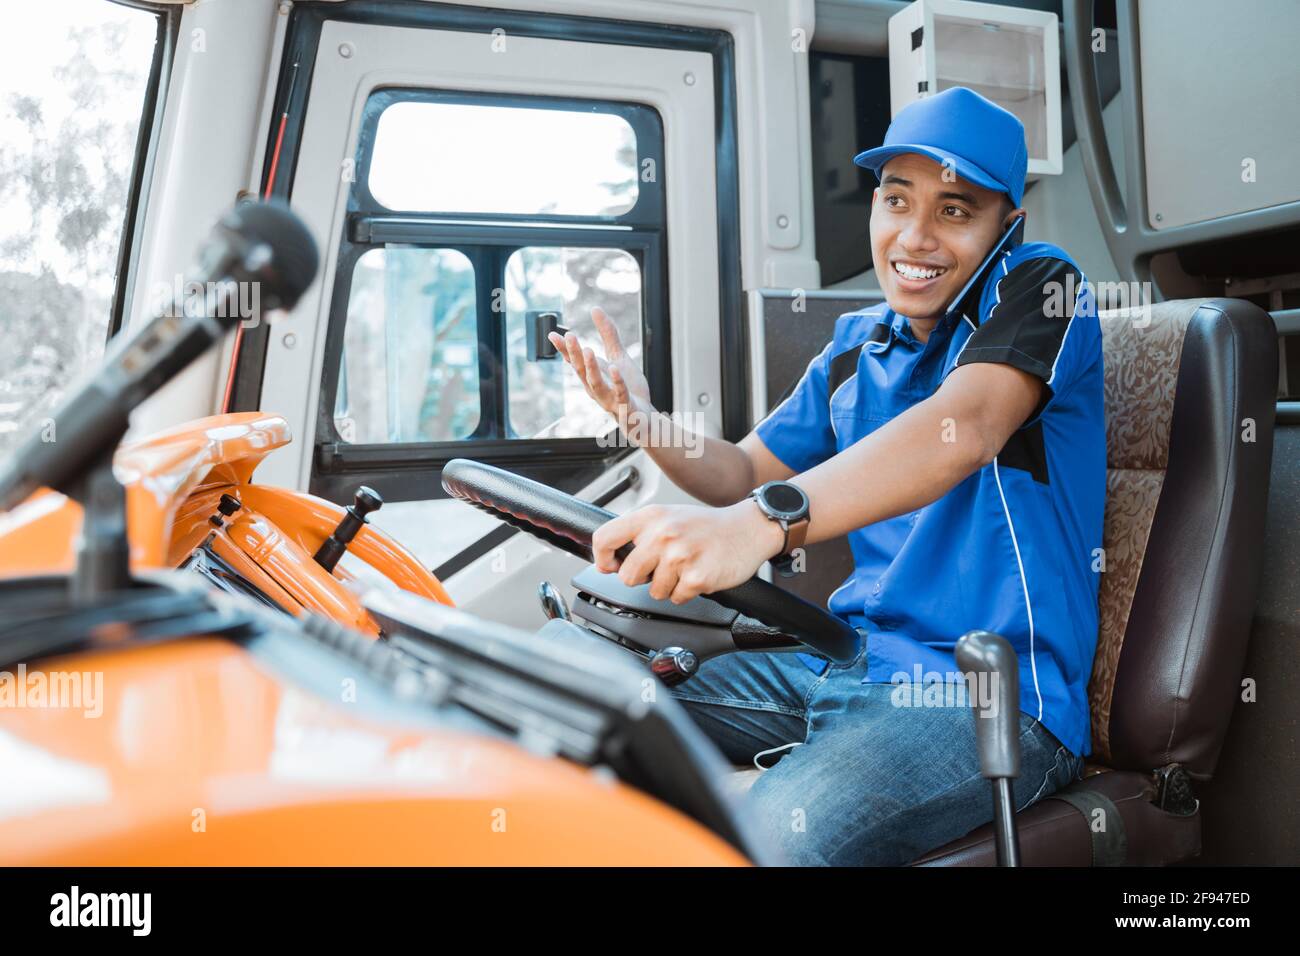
[106,0,181,340]
[310,86,670,503]
[231,0,746,506]
[358,90,652,221]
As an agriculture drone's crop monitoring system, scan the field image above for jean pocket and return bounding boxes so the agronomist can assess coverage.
[828,640,867,672]
[1020,743,1075,812]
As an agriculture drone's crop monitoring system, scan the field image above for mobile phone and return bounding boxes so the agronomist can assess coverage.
[944,213,1025,319]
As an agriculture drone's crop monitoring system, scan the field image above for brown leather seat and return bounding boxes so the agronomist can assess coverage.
[914,298,1277,866]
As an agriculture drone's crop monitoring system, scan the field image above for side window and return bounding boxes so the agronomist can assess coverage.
[335,247,480,444]
[318,88,668,497]
[0,0,169,457]
[504,246,642,439]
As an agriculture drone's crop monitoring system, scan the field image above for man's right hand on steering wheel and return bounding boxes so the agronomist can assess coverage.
[592,501,788,606]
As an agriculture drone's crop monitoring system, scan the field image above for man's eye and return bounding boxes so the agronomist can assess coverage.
[885,194,906,208]
[943,205,970,219]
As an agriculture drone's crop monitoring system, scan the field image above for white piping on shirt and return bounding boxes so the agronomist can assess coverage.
[826,574,856,612]
[1047,278,1086,388]
[987,255,1011,321]
[992,457,1044,722]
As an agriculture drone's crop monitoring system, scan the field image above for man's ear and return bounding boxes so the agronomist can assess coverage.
[1003,206,1026,231]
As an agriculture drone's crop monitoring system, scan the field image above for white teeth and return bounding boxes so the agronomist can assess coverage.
[894,262,945,281]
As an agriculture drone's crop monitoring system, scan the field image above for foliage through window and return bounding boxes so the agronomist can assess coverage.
[335,248,479,443]
[329,90,667,456]
[505,247,642,439]
[0,0,162,456]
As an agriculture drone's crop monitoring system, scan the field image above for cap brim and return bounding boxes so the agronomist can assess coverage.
[852,144,1008,199]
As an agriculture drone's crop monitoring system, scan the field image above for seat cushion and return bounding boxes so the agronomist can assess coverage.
[911,769,1201,866]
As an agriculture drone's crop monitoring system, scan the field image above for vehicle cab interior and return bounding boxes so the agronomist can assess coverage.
[0,0,1296,876]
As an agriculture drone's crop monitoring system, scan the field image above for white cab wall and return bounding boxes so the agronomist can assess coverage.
[129,0,288,439]
[128,0,829,443]
[114,0,874,628]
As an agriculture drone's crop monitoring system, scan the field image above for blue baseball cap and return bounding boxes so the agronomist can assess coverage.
[853,87,1028,207]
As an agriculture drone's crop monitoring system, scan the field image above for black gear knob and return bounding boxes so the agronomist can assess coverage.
[209,493,242,528]
[649,647,698,687]
[314,485,384,573]
[351,486,383,518]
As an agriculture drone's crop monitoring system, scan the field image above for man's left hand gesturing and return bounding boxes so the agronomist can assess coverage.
[591,500,787,605]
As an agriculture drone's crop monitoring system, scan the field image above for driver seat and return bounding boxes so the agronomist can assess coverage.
[909,298,1277,865]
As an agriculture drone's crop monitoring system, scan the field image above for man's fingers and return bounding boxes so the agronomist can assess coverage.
[592,513,639,572]
[617,545,657,589]
[592,306,624,359]
[609,366,630,405]
[563,332,591,388]
[647,557,681,603]
[583,348,615,405]
[546,331,567,359]
[549,331,583,378]
[669,572,706,605]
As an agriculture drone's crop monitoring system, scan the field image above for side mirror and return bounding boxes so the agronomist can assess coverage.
[525,310,568,361]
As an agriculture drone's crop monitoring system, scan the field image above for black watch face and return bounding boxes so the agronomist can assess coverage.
[760,482,808,520]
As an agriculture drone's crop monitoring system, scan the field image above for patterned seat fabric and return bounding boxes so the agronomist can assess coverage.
[1089,302,1199,762]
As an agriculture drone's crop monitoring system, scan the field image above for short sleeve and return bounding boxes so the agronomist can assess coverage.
[952,255,1094,421]
[753,341,837,473]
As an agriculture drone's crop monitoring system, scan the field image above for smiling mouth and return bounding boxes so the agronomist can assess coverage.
[892,260,949,283]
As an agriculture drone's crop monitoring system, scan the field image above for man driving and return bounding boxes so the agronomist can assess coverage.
[548,87,1104,866]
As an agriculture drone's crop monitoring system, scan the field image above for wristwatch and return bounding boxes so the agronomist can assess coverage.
[749,480,810,574]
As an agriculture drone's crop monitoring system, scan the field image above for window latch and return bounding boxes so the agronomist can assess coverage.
[525,309,568,361]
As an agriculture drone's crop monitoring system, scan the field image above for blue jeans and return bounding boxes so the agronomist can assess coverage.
[670,643,1085,866]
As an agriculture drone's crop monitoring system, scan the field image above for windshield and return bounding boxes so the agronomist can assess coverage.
[0,0,161,457]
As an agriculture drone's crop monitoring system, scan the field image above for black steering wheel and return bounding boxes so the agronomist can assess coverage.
[441,459,860,663]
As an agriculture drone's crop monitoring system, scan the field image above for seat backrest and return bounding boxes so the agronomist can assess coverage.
[1090,298,1276,777]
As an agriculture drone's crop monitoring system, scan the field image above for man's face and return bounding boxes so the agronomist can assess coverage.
[869,153,1021,321]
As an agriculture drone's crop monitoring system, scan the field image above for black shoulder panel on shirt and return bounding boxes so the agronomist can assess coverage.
[956,256,1083,383]
[828,343,864,397]
[997,419,1050,484]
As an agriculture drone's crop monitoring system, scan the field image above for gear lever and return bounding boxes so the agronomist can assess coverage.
[955,629,1022,867]
[314,486,383,573]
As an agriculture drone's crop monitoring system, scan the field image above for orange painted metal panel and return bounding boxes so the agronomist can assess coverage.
[0,641,747,866]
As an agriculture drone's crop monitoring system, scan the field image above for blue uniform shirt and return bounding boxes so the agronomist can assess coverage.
[755,241,1105,757]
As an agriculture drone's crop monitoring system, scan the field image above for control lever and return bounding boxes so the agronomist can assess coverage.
[649,646,698,687]
[314,486,382,573]
[955,629,1022,867]
[197,493,242,552]
[537,581,571,621]
[210,493,242,528]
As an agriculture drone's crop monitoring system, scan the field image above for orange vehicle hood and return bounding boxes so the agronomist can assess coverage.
[0,412,292,576]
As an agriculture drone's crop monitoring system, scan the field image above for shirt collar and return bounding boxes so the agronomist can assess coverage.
[874,308,960,350]
[877,247,1016,341]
